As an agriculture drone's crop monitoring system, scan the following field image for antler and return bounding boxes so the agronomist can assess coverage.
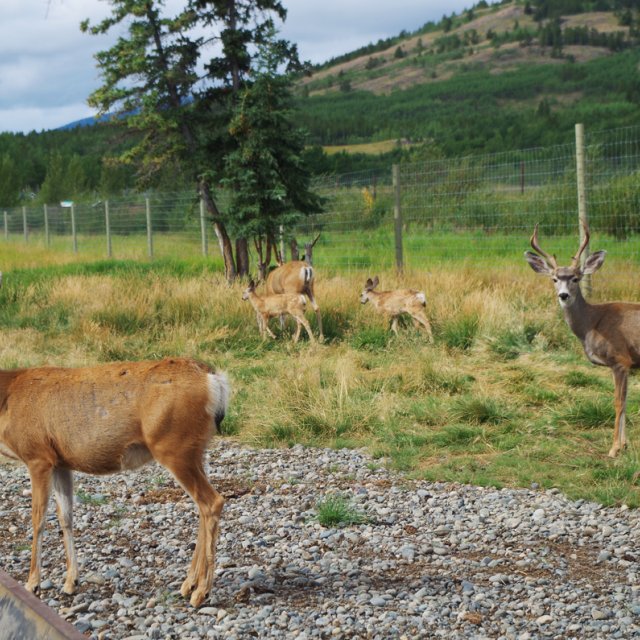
[571,221,590,270]
[530,223,558,270]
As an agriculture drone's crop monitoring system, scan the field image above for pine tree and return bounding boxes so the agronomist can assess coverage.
[222,29,322,279]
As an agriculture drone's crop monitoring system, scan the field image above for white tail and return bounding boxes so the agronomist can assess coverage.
[265,261,323,341]
[242,280,315,343]
[360,276,433,341]
[525,222,640,457]
[0,357,230,607]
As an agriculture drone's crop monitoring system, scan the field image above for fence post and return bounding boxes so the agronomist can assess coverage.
[575,123,591,296]
[199,198,208,257]
[44,204,50,247]
[3,211,7,239]
[145,197,153,258]
[22,206,28,243]
[392,164,404,274]
[71,204,78,253]
[105,200,112,258]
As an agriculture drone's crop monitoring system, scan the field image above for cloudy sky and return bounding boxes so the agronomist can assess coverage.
[0,0,471,134]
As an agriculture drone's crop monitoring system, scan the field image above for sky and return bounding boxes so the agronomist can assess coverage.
[0,0,472,134]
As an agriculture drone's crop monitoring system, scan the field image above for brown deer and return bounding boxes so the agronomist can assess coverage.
[360,276,433,341]
[525,222,640,457]
[242,280,315,343]
[265,238,323,341]
[0,357,230,607]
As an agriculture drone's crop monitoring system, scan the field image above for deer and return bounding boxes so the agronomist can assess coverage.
[0,357,230,607]
[525,222,640,458]
[242,280,315,344]
[360,276,434,341]
[265,234,323,341]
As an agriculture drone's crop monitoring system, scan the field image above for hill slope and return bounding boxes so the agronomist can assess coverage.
[295,0,640,158]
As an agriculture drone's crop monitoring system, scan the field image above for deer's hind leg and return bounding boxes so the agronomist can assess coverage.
[610,365,629,457]
[411,311,434,343]
[155,450,225,607]
[52,467,79,594]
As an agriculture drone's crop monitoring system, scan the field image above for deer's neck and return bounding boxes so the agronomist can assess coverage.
[247,291,264,312]
[561,288,594,342]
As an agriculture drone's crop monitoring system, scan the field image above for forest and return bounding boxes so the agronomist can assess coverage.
[1,0,640,207]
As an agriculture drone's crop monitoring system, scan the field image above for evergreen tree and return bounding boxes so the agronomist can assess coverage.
[222,30,322,278]
[0,154,20,207]
[39,152,67,204]
[81,0,300,280]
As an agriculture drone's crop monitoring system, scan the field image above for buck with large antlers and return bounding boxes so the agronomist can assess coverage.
[525,222,640,457]
[265,245,323,341]
[242,280,315,343]
[360,276,434,341]
[0,357,230,607]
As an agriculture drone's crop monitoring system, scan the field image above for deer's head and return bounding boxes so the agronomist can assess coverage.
[524,223,606,308]
[242,280,256,301]
[360,276,379,304]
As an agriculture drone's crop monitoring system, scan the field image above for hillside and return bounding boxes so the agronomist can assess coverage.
[302,4,628,97]
[295,0,640,159]
[2,0,640,202]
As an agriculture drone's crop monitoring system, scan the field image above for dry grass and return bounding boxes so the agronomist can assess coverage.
[0,244,639,506]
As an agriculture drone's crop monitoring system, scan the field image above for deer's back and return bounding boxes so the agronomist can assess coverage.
[0,358,213,473]
[266,262,313,295]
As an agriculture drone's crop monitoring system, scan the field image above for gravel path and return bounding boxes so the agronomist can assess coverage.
[1,441,639,639]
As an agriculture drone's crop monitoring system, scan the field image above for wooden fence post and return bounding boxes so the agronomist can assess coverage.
[105,200,112,258]
[22,206,28,243]
[575,123,590,296]
[44,205,50,247]
[71,204,78,253]
[392,164,404,274]
[146,197,153,259]
[199,198,208,257]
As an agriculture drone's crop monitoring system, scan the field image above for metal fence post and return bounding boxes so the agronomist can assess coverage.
[44,204,50,247]
[3,211,7,239]
[199,198,208,257]
[392,164,404,274]
[575,123,591,296]
[22,206,28,243]
[70,204,78,253]
[146,197,153,258]
[105,200,112,258]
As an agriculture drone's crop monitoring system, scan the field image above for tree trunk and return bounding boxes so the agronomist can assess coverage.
[236,238,250,277]
[199,179,236,282]
[290,238,299,261]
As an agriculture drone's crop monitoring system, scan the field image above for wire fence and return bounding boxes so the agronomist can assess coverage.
[2,124,640,272]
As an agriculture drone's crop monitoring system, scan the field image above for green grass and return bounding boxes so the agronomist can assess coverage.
[1,235,640,507]
[315,494,368,527]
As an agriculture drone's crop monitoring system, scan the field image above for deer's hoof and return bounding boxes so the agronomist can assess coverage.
[180,577,195,599]
[190,588,208,608]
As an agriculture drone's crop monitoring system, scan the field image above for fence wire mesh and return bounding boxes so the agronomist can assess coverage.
[2,124,640,271]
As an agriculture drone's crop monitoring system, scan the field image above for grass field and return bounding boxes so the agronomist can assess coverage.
[1,235,639,507]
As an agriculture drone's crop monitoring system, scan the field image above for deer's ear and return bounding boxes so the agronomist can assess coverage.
[524,251,554,276]
[582,250,606,275]
[365,278,373,288]
[372,276,379,288]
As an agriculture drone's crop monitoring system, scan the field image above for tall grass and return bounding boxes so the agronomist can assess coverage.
[0,238,639,506]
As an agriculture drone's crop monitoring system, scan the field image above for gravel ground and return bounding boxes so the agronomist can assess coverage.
[1,440,639,639]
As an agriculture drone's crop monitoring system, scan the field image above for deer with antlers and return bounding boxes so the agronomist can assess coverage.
[264,234,323,341]
[0,357,230,607]
[242,280,315,343]
[525,222,640,457]
[360,276,434,341]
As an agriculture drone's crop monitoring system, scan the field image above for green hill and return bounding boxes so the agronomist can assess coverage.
[2,0,640,201]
